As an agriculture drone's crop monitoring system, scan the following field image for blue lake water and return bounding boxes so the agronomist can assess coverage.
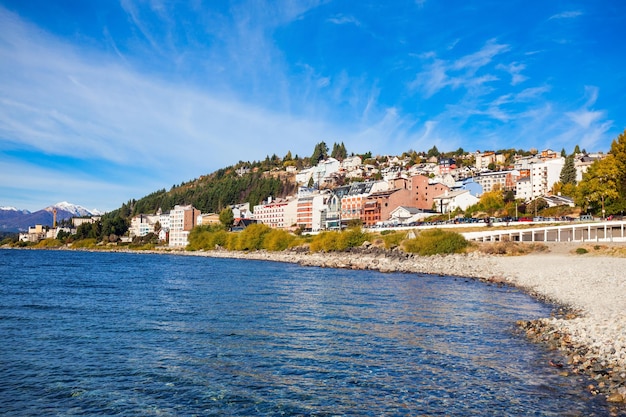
[0,249,611,416]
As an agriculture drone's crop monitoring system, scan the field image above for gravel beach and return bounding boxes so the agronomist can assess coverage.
[187,244,626,406]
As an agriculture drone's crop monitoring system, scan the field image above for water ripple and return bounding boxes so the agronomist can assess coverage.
[0,250,612,416]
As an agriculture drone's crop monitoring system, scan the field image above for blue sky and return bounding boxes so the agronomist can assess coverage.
[1,1,624,212]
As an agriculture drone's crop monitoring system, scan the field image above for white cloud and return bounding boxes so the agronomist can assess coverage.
[327,14,362,26]
[411,39,508,98]
[451,39,509,73]
[496,62,528,85]
[549,10,583,20]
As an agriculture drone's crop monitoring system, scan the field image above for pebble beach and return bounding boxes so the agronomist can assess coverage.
[185,244,626,407]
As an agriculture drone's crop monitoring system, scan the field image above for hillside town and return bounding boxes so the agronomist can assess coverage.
[179,149,606,245]
[17,148,601,248]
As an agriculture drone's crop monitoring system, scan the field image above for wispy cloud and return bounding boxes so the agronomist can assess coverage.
[496,62,528,86]
[549,10,583,20]
[410,39,509,98]
[327,14,362,26]
[0,5,418,209]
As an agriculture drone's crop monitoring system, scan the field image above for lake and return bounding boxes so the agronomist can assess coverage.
[0,249,610,415]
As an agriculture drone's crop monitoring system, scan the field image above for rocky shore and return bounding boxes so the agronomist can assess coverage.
[180,245,626,408]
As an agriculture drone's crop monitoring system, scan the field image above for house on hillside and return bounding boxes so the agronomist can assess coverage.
[433,190,478,214]
[388,206,422,225]
[231,218,257,232]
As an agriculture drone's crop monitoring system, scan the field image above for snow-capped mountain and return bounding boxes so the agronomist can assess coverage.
[0,206,30,214]
[45,202,104,217]
[0,202,104,232]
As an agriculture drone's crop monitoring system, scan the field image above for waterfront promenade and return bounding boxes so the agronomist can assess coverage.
[462,220,626,243]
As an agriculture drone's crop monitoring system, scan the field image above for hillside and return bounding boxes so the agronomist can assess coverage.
[123,166,298,217]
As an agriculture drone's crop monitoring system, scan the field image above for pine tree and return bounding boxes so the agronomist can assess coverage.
[559,156,577,185]
[331,141,348,160]
[311,142,328,164]
[427,145,440,158]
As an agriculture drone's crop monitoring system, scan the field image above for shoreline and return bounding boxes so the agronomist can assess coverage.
[175,246,626,406]
[5,245,626,406]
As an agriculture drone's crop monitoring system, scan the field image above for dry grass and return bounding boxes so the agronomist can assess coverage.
[571,243,626,257]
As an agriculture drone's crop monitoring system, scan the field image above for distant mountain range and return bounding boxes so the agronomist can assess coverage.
[0,202,103,232]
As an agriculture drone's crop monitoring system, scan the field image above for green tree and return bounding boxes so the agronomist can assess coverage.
[219,207,235,228]
[575,154,620,217]
[559,156,577,186]
[311,142,329,165]
[331,142,348,160]
[427,145,440,158]
[609,129,626,204]
[574,144,581,155]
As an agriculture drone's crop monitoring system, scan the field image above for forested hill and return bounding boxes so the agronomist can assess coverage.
[112,142,346,218]
[118,165,297,218]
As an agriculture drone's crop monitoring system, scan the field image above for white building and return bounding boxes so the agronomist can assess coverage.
[168,205,199,247]
[295,167,315,186]
[341,155,362,170]
[129,214,160,238]
[231,203,251,219]
[530,157,564,199]
[516,177,533,201]
[433,190,479,213]
[253,197,298,229]
[312,158,341,188]
[296,191,330,232]
[475,171,511,194]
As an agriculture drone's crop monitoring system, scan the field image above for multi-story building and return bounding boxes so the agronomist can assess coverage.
[474,171,512,194]
[363,188,411,226]
[253,197,298,230]
[340,182,387,223]
[324,185,352,230]
[530,157,564,199]
[475,152,505,170]
[433,190,479,214]
[438,158,456,175]
[168,205,199,247]
[197,213,220,226]
[296,191,329,232]
[129,214,160,238]
[390,174,450,211]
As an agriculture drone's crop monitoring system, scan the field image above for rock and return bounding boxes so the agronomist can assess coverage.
[606,393,624,403]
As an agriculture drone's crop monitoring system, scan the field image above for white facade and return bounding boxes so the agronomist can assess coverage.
[516,177,533,201]
[530,157,564,198]
[475,171,511,193]
[295,167,314,185]
[341,155,362,170]
[168,205,197,247]
[159,212,171,231]
[433,190,479,213]
[129,214,160,237]
[253,198,298,229]
[311,158,341,187]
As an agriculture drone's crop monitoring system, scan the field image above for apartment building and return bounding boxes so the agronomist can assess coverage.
[168,205,199,247]
[296,192,329,231]
[253,197,298,230]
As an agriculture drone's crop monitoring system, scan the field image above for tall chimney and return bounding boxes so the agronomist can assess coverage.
[53,208,57,228]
